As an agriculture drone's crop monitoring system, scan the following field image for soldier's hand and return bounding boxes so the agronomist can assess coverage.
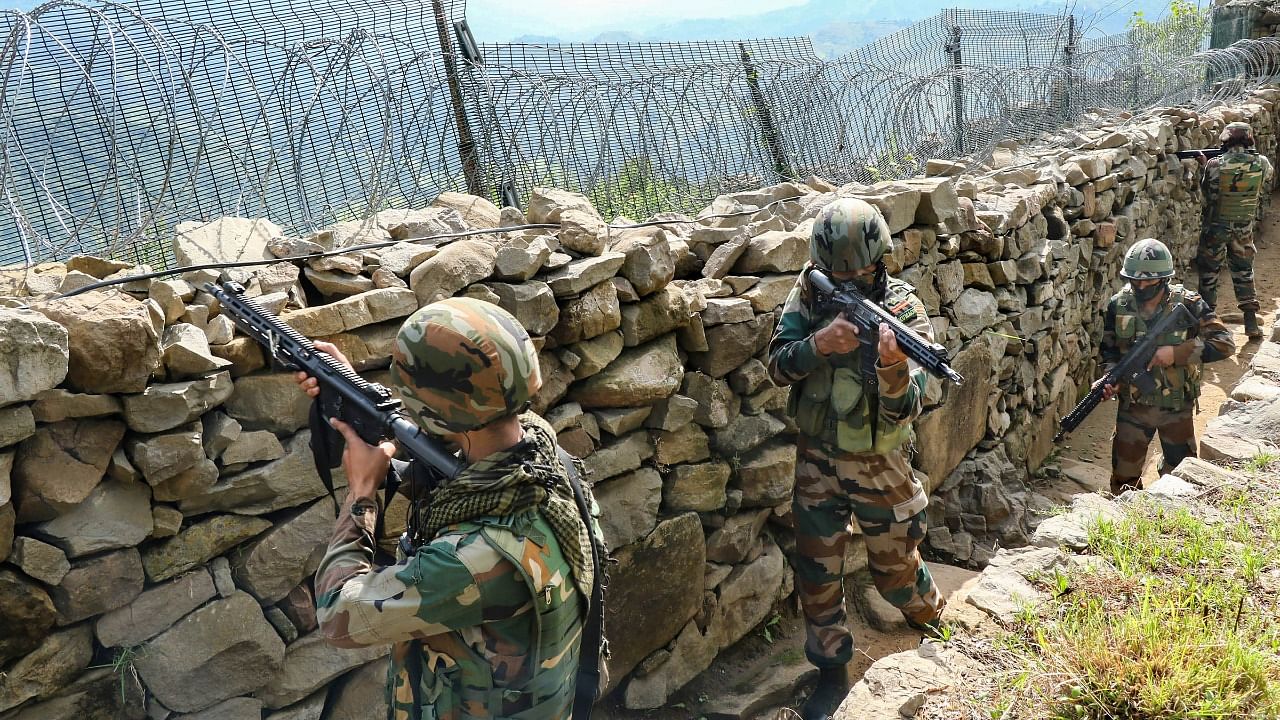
[1147,346,1175,370]
[294,341,354,398]
[1196,151,1208,166]
[814,316,860,356]
[877,323,907,366]
[328,417,396,501]
[1092,376,1118,401]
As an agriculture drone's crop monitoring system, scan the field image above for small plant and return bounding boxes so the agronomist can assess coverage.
[1246,449,1279,473]
[761,612,782,644]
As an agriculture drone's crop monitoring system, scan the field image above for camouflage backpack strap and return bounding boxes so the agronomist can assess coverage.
[557,446,609,720]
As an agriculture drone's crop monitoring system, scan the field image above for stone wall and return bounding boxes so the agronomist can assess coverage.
[2,89,1280,717]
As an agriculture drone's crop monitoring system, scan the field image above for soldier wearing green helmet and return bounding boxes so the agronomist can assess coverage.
[295,297,608,720]
[1096,239,1234,494]
[1195,119,1274,338]
[768,197,945,720]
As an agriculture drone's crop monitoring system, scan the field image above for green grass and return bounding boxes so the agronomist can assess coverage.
[982,466,1280,719]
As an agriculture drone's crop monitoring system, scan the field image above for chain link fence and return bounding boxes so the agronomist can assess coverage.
[0,0,1274,268]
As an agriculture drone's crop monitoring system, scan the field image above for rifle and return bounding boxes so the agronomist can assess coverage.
[1055,303,1197,442]
[807,268,964,387]
[1173,148,1226,160]
[206,281,463,501]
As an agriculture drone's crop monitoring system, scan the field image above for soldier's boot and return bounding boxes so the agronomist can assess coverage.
[801,666,851,720]
[1244,309,1263,340]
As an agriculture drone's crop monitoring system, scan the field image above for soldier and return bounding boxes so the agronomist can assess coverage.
[295,297,606,720]
[1097,239,1235,495]
[1197,120,1274,338]
[767,198,944,720]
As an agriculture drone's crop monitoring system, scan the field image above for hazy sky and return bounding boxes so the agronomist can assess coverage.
[462,0,808,40]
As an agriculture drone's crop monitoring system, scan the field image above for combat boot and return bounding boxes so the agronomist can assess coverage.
[1244,309,1263,339]
[801,666,851,720]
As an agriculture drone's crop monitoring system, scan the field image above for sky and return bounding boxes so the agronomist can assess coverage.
[441,0,808,41]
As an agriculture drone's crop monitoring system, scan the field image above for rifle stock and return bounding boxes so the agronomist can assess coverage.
[807,268,964,386]
[1055,303,1197,442]
[205,281,463,483]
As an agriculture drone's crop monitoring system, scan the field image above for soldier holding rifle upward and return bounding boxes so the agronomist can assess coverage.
[1095,239,1234,495]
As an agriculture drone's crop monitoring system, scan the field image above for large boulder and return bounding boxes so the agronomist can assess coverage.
[914,337,996,487]
[569,335,682,408]
[231,497,336,604]
[619,285,690,346]
[0,667,144,720]
[133,592,286,713]
[47,548,145,625]
[0,307,69,408]
[592,468,662,550]
[95,569,218,648]
[610,227,675,296]
[686,313,773,378]
[0,568,57,664]
[33,291,161,394]
[175,216,282,266]
[12,418,126,522]
[224,373,313,433]
[141,514,272,582]
[430,192,501,229]
[0,624,94,714]
[121,372,235,433]
[179,432,337,517]
[549,280,621,346]
[255,631,389,709]
[33,479,153,558]
[409,238,498,305]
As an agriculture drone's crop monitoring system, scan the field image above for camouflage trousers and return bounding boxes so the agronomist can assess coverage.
[1111,402,1196,494]
[792,436,944,667]
[1197,222,1258,312]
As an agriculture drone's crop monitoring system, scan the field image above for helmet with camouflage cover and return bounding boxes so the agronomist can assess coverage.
[391,297,542,435]
[1221,121,1255,145]
[1120,238,1175,280]
[810,197,893,272]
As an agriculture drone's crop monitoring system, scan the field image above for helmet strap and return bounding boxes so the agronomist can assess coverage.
[870,261,888,301]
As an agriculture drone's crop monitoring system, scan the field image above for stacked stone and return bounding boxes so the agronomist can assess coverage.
[2,91,1280,717]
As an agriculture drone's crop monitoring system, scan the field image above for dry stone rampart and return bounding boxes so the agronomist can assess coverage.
[2,91,1280,715]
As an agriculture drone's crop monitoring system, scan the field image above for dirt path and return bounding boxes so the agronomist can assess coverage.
[1058,203,1280,480]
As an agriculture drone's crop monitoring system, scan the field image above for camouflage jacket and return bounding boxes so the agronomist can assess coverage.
[314,427,588,720]
[1201,148,1274,226]
[1101,283,1234,411]
[766,270,932,454]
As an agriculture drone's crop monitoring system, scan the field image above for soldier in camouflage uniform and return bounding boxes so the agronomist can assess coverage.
[1197,120,1274,338]
[1098,239,1234,495]
[767,198,944,720]
[296,297,606,720]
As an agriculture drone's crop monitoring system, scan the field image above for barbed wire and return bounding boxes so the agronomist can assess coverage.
[0,0,1272,271]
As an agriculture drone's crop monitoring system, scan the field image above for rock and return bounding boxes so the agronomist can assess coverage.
[710,412,786,456]
[134,592,286,713]
[569,335,682,408]
[1170,457,1237,488]
[95,570,217,648]
[282,288,417,337]
[582,431,653,484]
[558,208,608,256]
[915,337,996,485]
[303,268,373,297]
[706,510,770,563]
[964,546,1066,623]
[853,183,921,234]
[528,187,602,226]
[262,691,325,720]
[1146,474,1199,499]
[686,313,773,378]
[0,307,69,407]
[220,430,286,467]
[149,279,191,325]
[48,548,145,625]
[652,424,711,466]
[125,421,205,486]
[949,288,1000,338]
[257,630,388,709]
[210,337,267,377]
[619,285,689,346]
[141,514,272,582]
[152,458,220,503]
[33,291,160,394]
[0,501,9,562]
[902,177,961,224]
[0,666,144,720]
[566,331,624,380]
[682,372,738,428]
[0,568,57,664]
[375,207,468,242]
[732,229,808,273]
[152,505,183,538]
[162,323,233,378]
[122,373,235,434]
[266,237,323,260]
[179,432,336,517]
[593,407,653,436]
[256,262,302,295]
[1201,395,1280,463]
[833,643,981,720]
[735,441,796,508]
[549,280,621,345]
[611,228,675,295]
[604,513,705,691]
[701,297,754,326]
[1030,493,1122,551]
[0,404,35,448]
[0,624,94,714]
[30,389,121,424]
[406,238,497,305]
[541,252,627,298]
[179,697,263,720]
[376,242,438,278]
[740,274,795,313]
[664,462,731,512]
[175,217,281,267]
[231,497,335,604]
[33,480,153,558]
[428,192,501,229]
[224,374,313,433]
[65,255,133,278]
[7,536,69,585]
[13,418,126,522]
[593,468,662,550]
[322,657,390,720]
[487,281,559,336]
[644,393,698,432]
[493,236,552,281]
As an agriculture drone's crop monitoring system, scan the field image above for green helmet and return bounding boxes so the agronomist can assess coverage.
[1120,238,1175,280]
[391,297,542,435]
[1221,121,1254,144]
[810,198,893,272]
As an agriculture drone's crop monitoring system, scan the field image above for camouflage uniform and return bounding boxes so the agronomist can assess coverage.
[314,298,605,720]
[1101,284,1233,494]
[767,200,943,673]
[1197,138,1273,313]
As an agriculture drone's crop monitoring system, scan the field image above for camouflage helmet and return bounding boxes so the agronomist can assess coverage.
[1221,121,1255,144]
[810,198,894,272]
[1120,238,1175,281]
[391,297,542,435]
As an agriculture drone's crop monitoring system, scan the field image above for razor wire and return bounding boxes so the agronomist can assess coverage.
[0,0,1274,271]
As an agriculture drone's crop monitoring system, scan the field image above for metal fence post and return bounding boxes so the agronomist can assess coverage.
[430,0,486,199]
[945,26,966,154]
[739,43,792,181]
[1061,14,1077,122]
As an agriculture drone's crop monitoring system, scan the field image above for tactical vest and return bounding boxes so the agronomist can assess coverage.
[786,277,924,454]
[394,511,583,720]
[1113,285,1201,412]
[1214,151,1266,224]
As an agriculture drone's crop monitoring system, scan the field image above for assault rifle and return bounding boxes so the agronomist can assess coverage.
[1054,303,1197,443]
[1173,148,1226,160]
[807,268,964,387]
[206,281,463,496]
